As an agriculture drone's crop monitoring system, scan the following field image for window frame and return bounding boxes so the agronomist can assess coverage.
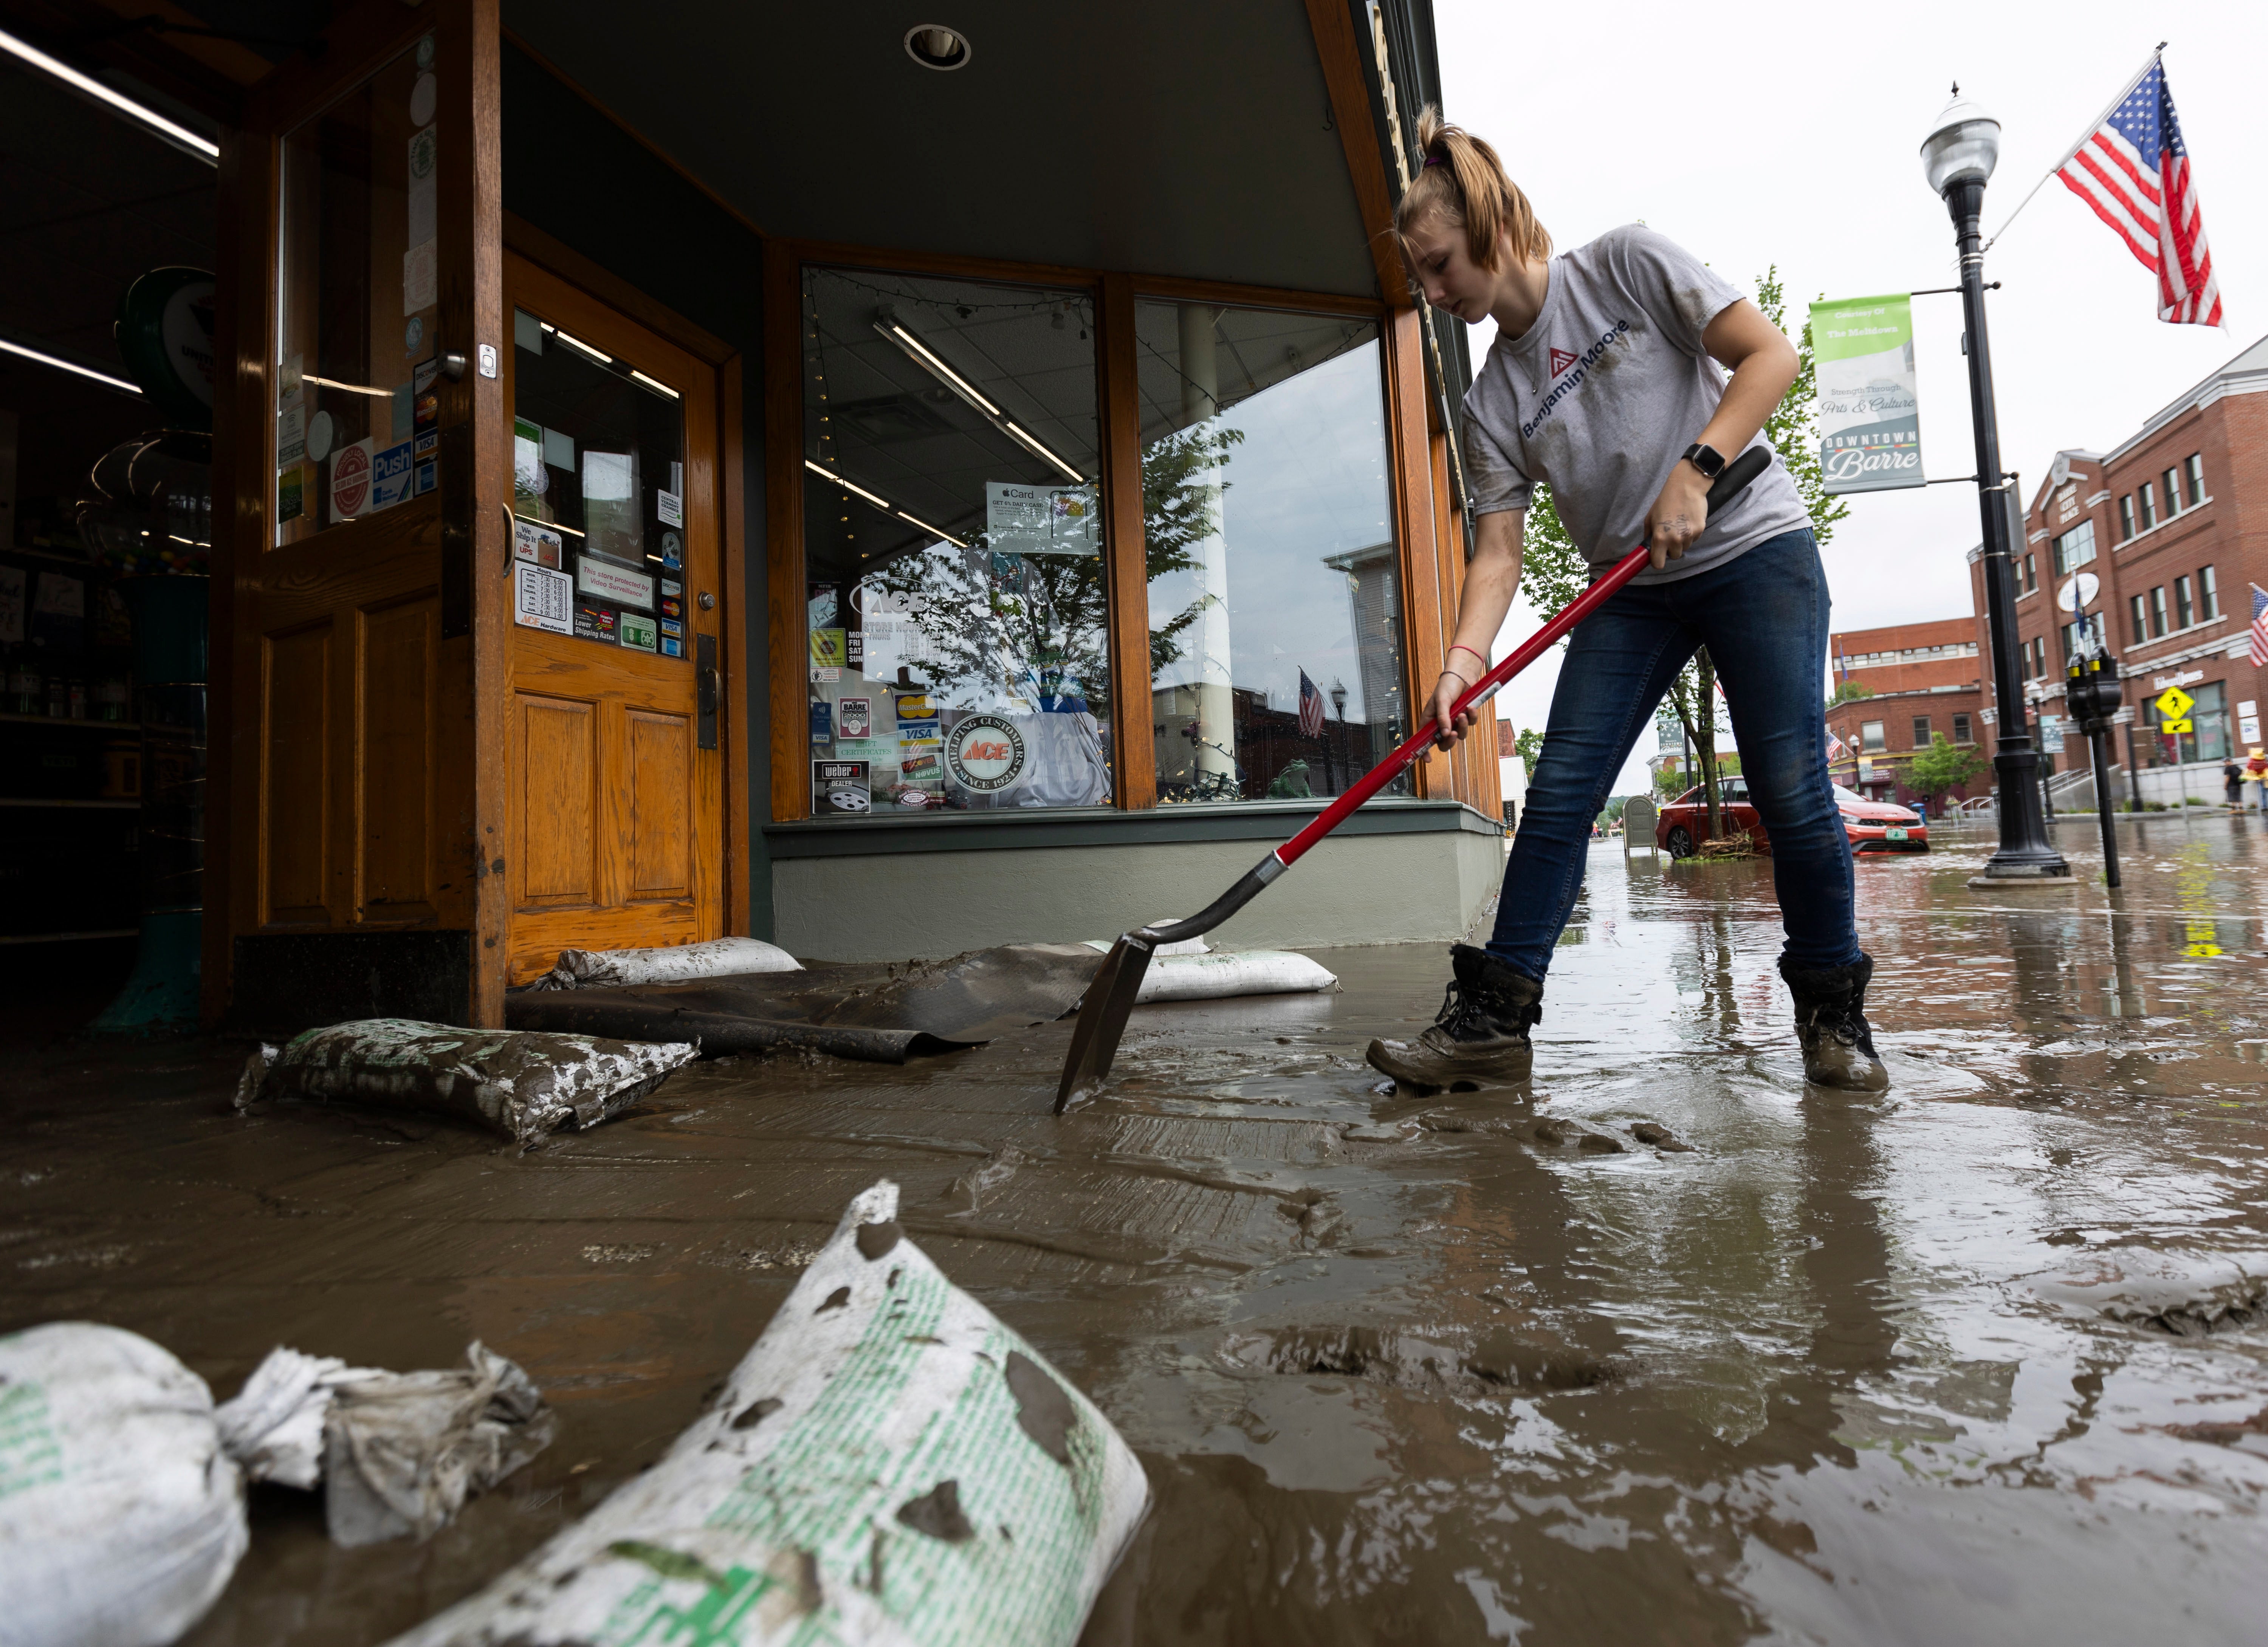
[2198,564,2218,621]
[2139,483,2158,530]
[2163,466,2183,516]
[1952,712,1972,745]
[2174,574,2194,631]
[2119,494,2135,539]
[2184,452,2204,506]
[1910,714,1931,747]
[2149,585,2168,637]
[1859,720,1886,753]
[2129,592,2146,646]
[762,243,1435,823]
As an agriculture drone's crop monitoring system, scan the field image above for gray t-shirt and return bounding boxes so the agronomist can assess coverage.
[1462,224,1810,584]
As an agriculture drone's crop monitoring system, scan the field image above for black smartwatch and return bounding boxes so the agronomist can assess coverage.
[1682,442,1727,480]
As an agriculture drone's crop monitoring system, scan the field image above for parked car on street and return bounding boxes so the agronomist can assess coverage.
[1655,777,1928,857]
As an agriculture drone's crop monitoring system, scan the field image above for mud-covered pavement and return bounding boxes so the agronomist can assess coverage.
[8,813,2268,1645]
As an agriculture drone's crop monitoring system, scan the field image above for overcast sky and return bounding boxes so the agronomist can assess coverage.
[1440,0,2267,797]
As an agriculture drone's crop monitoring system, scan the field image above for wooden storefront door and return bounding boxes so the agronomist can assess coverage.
[499,254,722,984]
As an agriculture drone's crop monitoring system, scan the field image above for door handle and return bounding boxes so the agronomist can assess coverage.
[696,633,719,750]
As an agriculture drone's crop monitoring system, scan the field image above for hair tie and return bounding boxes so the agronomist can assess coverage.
[1422,152,1448,169]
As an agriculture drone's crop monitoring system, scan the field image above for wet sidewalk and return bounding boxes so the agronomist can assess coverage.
[6,812,2266,1644]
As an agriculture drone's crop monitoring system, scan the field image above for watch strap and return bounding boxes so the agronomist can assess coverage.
[1683,442,1727,479]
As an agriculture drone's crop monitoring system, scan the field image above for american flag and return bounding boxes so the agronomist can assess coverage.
[1827,727,1847,762]
[1298,668,1326,738]
[2057,57,2222,327]
[2250,582,2268,668]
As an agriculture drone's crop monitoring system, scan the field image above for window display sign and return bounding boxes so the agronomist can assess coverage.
[944,713,1027,793]
[813,760,871,814]
[985,482,1100,556]
[513,562,572,634]
[579,558,654,609]
[514,518,563,568]
[839,696,871,739]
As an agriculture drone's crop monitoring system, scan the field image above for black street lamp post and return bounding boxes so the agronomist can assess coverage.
[1923,89,2070,880]
[1329,681,1348,796]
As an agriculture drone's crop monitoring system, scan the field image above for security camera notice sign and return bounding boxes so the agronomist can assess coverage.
[513,561,572,634]
[813,759,871,814]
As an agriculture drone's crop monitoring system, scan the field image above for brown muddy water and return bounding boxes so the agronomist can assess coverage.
[6,813,2268,1644]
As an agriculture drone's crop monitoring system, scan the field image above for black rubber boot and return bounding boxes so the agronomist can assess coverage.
[1366,945,1543,1089]
[1780,953,1890,1091]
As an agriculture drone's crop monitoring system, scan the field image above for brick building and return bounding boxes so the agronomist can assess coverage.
[1825,617,1987,811]
[1970,332,2268,802]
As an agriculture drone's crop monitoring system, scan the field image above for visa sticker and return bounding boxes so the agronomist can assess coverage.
[660,618,683,637]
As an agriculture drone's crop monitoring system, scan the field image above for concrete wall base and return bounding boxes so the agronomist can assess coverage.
[773,828,1506,962]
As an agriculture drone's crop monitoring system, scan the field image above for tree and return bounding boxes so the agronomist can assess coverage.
[1514,266,1849,842]
[1909,732,1988,807]
[1514,726,1543,781]
[1827,679,1874,708]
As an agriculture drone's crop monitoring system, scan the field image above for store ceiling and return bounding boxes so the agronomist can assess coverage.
[501,0,1381,298]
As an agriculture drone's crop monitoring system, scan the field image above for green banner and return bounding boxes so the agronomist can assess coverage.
[1810,294,1923,493]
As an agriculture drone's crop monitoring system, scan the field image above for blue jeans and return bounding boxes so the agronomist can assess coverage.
[1489,527,1862,981]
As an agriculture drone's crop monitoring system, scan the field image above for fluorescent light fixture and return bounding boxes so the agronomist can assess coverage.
[877,320,1000,416]
[550,327,609,365]
[0,335,143,396]
[628,368,680,399]
[1003,421,1085,485]
[802,459,967,548]
[513,511,585,539]
[303,374,391,398]
[894,509,966,547]
[0,25,219,163]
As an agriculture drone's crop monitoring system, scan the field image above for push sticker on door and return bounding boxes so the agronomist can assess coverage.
[513,562,572,634]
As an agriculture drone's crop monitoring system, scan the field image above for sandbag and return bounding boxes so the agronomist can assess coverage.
[1081,943,1338,1002]
[1135,949,1338,1003]
[0,1326,553,1647]
[237,1019,698,1145]
[529,936,802,991]
[389,1180,1149,1647]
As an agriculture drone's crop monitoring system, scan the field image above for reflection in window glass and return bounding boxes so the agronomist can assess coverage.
[1135,304,1403,804]
[274,32,442,546]
[509,309,688,658]
[800,268,1107,817]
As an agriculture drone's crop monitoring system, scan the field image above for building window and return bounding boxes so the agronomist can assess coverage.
[2163,467,2183,514]
[2119,494,2136,539]
[1910,715,1931,746]
[2174,574,2194,630]
[2139,482,2158,529]
[2148,680,2230,765]
[1860,720,1885,753]
[2199,564,2219,621]
[798,265,1110,817]
[1952,712,1972,744]
[2128,593,2146,646]
[2022,552,2036,592]
[274,41,439,547]
[1134,299,1400,804]
[2149,585,2168,637]
[2184,452,2204,505]
[2053,519,2096,574]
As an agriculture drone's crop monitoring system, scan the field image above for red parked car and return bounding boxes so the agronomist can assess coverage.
[1655,778,1927,858]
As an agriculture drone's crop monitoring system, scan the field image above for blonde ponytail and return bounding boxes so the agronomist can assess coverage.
[1394,106,1550,277]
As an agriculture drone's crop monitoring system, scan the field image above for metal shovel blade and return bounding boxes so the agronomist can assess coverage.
[1054,932,1155,1112]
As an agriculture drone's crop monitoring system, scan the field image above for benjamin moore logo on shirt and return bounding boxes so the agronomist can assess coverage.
[1520,320,1632,441]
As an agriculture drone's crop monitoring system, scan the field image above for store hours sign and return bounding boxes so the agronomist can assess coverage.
[1809,294,1925,494]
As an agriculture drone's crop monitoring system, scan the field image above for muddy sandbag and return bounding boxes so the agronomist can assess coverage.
[529,936,801,991]
[507,943,1105,1065]
[236,1019,698,1145]
[1100,947,1338,1004]
[388,1179,1150,1647]
[0,1326,553,1647]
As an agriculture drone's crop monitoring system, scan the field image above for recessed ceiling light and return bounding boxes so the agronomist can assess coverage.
[904,24,971,71]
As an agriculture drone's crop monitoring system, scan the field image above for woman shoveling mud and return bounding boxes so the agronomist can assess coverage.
[1365,110,1887,1094]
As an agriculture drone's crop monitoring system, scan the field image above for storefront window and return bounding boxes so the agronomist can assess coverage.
[1133,302,1403,804]
[508,309,688,658]
[799,267,1107,817]
[2146,680,2229,764]
[274,33,442,547]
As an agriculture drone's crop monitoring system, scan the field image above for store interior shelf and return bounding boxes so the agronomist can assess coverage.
[0,929,138,945]
[0,796,140,809]
[0,713,141,731]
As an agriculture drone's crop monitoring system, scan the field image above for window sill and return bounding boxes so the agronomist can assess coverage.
[2115,496,2213,550]
[2126,616,2226,656]
[763,796,1504,858]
